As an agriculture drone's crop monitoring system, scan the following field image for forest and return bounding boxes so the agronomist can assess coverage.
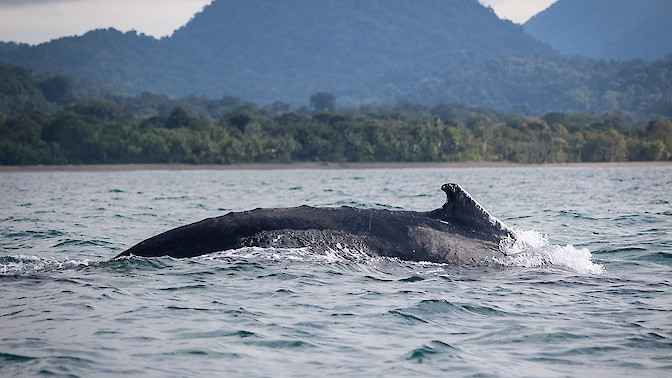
[1,60,671,165]
[1,94,670,166]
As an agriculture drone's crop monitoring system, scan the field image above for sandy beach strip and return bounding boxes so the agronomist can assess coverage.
[1,161,670,172]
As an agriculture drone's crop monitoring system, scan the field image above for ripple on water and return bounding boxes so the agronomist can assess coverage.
[0,255,92,276]
[1,167,671,377]
[406,340,461,363]
[389,299,509,326]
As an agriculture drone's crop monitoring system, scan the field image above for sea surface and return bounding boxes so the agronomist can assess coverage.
[1,166,670,377]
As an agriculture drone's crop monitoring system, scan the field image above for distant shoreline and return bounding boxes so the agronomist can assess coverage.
[1,161,670,172]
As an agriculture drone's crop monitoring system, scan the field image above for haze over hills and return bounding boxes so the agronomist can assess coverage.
[166,0,551,102]
[0,0,550,105]
[525,0,672,62]
[0,0,671,117]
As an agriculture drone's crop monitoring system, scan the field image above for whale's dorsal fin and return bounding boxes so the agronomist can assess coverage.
[433,183,516,242]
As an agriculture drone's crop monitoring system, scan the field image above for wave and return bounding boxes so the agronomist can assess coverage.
[0,254,183,276]
[0,255,92,275]
[496,229,606,275]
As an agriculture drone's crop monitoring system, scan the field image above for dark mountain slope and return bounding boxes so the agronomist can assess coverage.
[524,0,672,61]
[1,0,671,116]
[0,29,170,95]
[0,0,552,105]
[165,0,554,103]
[0,61,51,118]
[170,0,547,66]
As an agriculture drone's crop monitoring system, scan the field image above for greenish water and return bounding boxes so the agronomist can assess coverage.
[1,167,670,376]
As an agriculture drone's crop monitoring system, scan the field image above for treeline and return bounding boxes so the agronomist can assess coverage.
[2,24,672,118]
[1,60,670,165]
[1,98,670,165]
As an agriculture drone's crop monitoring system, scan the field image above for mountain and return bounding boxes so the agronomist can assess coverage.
[0,0,552,106]
[0,61,52,118]
[525,0,672,62]
[167,0,550,101]
[1,0,671,117]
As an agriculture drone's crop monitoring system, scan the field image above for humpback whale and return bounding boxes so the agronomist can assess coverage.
[115,183,516,264]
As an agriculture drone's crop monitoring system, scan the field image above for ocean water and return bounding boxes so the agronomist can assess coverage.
[1,166,670,377]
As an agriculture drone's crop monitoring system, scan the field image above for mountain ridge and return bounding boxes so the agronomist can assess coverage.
[525,0,672,62]
[0,0,671,117]
[0,0,553,105]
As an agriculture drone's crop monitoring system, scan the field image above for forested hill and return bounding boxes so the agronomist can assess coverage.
[2,60,671,166]
[168,0,549,81]
[525,0,672,62]
[0,0,550,106]
[0,0,671,117]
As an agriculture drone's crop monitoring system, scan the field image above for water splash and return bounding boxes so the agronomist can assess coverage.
[0,255,91,275]
[197,243,372,265]
[496,229,605,275]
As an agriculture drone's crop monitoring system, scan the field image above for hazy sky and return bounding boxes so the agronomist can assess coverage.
[0,0,557,45]
[480,0,557,23]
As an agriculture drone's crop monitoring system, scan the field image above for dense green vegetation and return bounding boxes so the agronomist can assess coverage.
[1,61,670,166]
[1,0,670,117]
[2,96,670,165]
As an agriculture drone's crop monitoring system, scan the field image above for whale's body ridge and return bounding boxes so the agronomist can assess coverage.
[115,183,516,264]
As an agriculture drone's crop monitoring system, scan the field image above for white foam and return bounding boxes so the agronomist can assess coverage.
[197,246,309,261]
[496,229,605,275]
[0,255,90,275]
[197,244,371,265]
